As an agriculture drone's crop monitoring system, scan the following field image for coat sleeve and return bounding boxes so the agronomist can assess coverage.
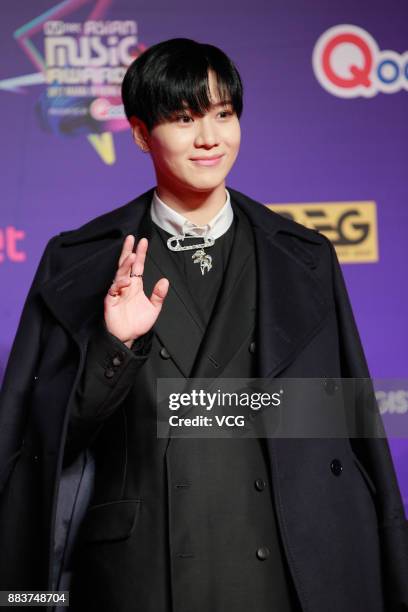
[0,236,58,494]
[328,239,408,610]
[62,322,153,467]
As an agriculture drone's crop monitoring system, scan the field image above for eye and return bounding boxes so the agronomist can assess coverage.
[175,114,193,123]
[218,110,234,119]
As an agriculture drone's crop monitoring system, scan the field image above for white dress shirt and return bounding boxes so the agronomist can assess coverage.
[150,188,234,239]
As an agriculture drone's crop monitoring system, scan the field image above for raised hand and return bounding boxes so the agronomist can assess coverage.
[104,235,169,348]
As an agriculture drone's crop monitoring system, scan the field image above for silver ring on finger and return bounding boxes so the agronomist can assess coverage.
[130,272,143,278]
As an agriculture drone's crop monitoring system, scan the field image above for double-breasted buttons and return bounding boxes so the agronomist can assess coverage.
[256,546,270,560]
[249,341,256,354]
[104,349,126,378]
[254,478,266,491]
[330,458,343,476]
[112,351,125,367]
[324,378,338,395]
[160,347,171,359]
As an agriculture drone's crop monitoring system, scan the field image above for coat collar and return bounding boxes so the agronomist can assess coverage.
[40,186,329,378]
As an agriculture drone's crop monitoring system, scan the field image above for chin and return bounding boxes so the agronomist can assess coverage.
[184,175,228,192]
[187,183,225,194]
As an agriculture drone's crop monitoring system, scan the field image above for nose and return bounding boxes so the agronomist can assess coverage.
[194,116,220,148]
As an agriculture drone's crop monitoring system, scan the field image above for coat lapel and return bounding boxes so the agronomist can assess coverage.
[228,187,330,379]
[254,225,329,378]
[40,236,128,347]
[190,201,256,379]
[39,190,153,349]
[141,222,206,378]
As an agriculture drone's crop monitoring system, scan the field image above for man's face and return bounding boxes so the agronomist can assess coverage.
[138,70,241,193]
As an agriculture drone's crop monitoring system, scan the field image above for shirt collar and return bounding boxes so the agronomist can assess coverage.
[150,188,234,239]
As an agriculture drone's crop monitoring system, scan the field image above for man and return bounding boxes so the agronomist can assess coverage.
[0,38,407,612]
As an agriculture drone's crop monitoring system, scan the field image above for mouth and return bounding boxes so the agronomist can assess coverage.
[190,154,225,166]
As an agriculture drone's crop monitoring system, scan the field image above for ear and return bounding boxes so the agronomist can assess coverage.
[130,117,150,153]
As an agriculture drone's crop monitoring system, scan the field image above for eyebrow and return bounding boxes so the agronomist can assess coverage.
[211,100,232,107]
[180,100,232,110]
[174,100,233,117]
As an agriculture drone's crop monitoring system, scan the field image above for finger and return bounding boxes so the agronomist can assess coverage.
[118,235,135,267]
[149,278,169,309]
[115,252,137,280]
[114,277,132,291]
[131,238,148,277]
[107,286,120,298]
[106,275,131,299]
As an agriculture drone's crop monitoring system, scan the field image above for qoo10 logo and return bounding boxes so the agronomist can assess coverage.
[312,24,408,98]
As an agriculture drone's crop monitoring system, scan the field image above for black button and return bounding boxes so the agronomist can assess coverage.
[160,347,171,359]
[324,378,338,395]
[256,546,270,560]
[249,341,256,354]
[112,352,124,367]
[330,458,343,476]
[104,368,115,379]
[254,478,266,491]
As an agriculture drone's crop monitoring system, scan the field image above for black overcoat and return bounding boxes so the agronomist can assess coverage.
[0,187,407,611]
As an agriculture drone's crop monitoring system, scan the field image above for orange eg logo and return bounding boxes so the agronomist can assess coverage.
[267,202,378,263]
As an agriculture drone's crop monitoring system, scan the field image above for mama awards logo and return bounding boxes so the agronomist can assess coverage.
[0,0,146,164]
[312,24,408,98]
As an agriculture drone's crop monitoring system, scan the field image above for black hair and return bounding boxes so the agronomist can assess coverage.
[121,38,243,131]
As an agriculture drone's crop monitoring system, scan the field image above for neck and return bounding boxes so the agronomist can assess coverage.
[155,180,227,226]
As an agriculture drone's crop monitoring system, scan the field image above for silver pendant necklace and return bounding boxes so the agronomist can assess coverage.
[167,234,215,275]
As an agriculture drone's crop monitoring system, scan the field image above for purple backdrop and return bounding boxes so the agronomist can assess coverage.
[1,0,407,514]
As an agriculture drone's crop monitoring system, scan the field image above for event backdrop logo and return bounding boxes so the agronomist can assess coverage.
[312,24,408,98]
[0,0,146,164]
[268,202,378,263]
